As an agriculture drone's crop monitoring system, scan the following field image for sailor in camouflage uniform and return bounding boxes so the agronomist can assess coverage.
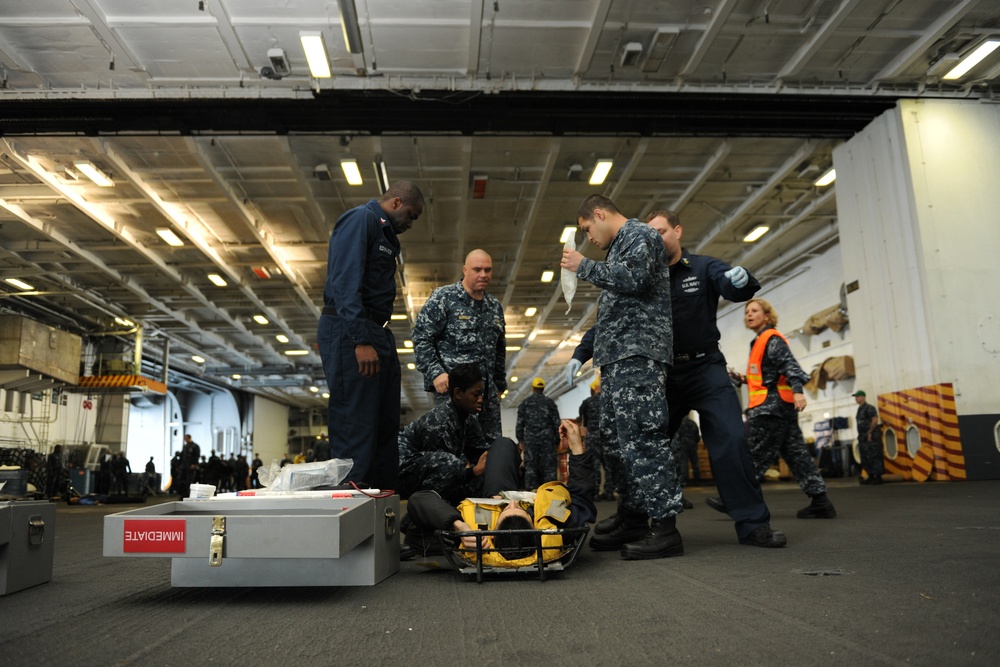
[739,298,837,519]
[561,194,683,560]
[412,249,507,442]
[516,377,562,489]
[579,377,615,498]
[853,390,884,484]
[397,363,491,503]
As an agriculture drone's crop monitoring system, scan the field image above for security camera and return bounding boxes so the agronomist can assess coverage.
[260,66,282,80]
[267,48,291,77]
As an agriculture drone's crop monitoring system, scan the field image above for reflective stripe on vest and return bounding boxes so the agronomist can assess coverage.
[746,328,794,408]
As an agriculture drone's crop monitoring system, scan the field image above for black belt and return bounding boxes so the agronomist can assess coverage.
[673,346,718,363]
[322,306,389,328]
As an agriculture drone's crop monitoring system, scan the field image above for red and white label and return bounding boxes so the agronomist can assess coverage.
[123,519,187,553]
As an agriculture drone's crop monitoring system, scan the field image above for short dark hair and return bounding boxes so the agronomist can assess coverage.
[493,515,536,560]
[577,194,620,221]
[448,362,482,394]
[645,209,680,227]
[380,180,424,208]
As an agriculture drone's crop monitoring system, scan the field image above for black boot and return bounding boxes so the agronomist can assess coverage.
[589,513,649,551]
[594,513,622,535]
[706,496,728,513]
[797,492,837,519]
[620,516,684,560]
[739,525,787,548]
[869,475,883,485]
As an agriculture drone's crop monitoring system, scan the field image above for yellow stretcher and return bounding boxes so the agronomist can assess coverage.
[434,525,590,583]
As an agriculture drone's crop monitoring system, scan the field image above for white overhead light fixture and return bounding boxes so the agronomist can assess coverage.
[207,273,227,287]
[406,362,416,370]
[156,228,184,247]
[336,0,364,54]
[524,307,537,317]
[540,270,554,283]
[275,334,289,343]
[743,226,770,243]
[373,155,390,194]
[943,39,1000,80]
[322,392,330,398]
[114,316,133,327]
[589,160,613,185]
[253,314,269,325]
[309,386,319,393]
[285,349,309,356]
[396,347,414,354]
[191,355,206,364]
[507,333,526,339]
[510,376,519,383]
[390,314,408,321]
[403,340,414,348]
[74,161,114,187]
[232,374,242,379]
[505,346,522,351]
[814,168,837,187]
[4,277,34,291]
[341,159,363,186]
[300,32,332,78]
[560,226,577,243]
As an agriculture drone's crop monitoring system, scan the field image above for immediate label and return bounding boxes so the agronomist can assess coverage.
[123,519,187,553]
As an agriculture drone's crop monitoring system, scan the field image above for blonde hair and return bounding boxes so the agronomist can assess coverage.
[746,298,779,327]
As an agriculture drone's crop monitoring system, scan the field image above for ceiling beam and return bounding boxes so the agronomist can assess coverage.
[774,0,864,82]
[871,0,978,83]
[467,0,485,76]
[678,0,740,78]
[573,0,614,78]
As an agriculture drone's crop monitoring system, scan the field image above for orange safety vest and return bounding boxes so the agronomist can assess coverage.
[746,328,794,408]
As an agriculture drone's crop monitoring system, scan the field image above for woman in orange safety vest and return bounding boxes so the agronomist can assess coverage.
[740,299,837,520]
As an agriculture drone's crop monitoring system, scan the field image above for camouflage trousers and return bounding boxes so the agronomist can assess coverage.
[586,433,617,495]
[859,437,885,476]
[748,414,826,496]
[522,440,558,490]
[600,357,682,519]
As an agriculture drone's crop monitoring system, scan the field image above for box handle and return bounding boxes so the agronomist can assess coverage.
[28,515,45,545]
[210,516,226,567]
[384,508,396,538]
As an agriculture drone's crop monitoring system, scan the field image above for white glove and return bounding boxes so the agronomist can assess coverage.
[725,266,749,288]
[565,358,582,386]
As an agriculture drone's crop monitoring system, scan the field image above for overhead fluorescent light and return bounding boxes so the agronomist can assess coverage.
[341,159,363,186]
[524,307,537,317]
[191,355,206,364]
[507,333,526,339]
[510,376,519,383]
[390,314,408,320]
[74,161,114,187]
[322,392,330,398]
[275,334,289,343]
[406,362,416,370]
[396,348,414,354]
[743,226,770,243]
[540,270,554,283]
[207,273,227,287]
[4,277,34,291]
[336,0,364,54]
[114,316,133,327]
[232,374,241,379]
[944,39,1000,80]
[300,32,332,78]
[309,386,319,393]
[253,314,269,325]
[373,156,390,194]
[814,168,836,187]
[403,340,413,348]
[589,160,613,185]
[156,228,184,247]
[560,226,577,243]
[505,346,522,351]
[285,349,309,356]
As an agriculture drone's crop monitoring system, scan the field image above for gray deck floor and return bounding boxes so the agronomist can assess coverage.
[2,477,998,666]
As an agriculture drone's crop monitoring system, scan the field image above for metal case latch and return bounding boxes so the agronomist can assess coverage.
[210,516,226,567]
[28,515,45,545]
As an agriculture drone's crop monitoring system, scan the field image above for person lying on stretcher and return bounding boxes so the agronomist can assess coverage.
[405,420,597,566]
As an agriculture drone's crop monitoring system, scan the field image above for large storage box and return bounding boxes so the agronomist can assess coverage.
[1,500,56,595]
[0,470,28,497]
[103,494,399,587]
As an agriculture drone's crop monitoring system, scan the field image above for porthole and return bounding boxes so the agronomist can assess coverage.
[905,424,922,458]
[884,428,898,459]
